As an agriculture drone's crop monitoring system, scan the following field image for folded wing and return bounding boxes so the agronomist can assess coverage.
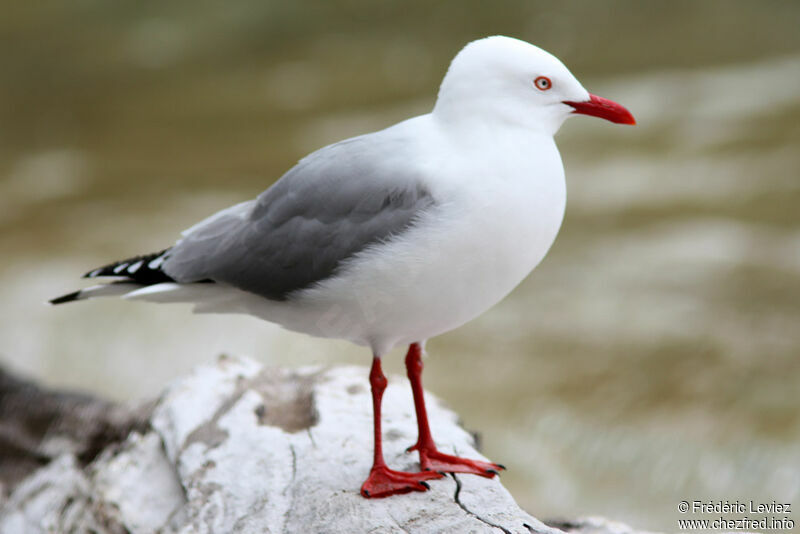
[163,134,436,301]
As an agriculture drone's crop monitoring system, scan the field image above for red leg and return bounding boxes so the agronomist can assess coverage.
[405,343,505,477]
[360,356,442,498]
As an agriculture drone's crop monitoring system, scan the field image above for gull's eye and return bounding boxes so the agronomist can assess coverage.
[534,76,552,91]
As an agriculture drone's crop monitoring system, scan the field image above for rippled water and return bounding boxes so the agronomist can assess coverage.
[2,2,799,530]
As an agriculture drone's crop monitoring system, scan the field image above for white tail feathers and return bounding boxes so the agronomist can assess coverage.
[49,283,142,305]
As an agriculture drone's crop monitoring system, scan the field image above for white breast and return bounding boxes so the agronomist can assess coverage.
[285,128,567,355]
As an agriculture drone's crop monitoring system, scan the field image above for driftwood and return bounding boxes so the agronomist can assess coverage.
[0,367,150,490]
[0,356,646,534]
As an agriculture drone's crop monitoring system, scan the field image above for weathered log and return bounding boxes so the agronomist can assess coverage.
[0,367,150,491]
[0,356,645,533]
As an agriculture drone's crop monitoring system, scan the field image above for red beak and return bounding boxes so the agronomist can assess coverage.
[563,93,636,125]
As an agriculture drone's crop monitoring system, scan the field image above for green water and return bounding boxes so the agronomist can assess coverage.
[2,1,799,529]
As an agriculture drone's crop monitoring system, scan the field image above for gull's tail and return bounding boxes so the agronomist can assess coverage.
[49,248,176,305]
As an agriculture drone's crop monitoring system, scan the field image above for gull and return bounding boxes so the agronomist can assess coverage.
[51,35,635,498]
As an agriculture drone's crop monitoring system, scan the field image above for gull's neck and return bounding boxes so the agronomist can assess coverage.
[432,96,566,139]
[430,107,558,158]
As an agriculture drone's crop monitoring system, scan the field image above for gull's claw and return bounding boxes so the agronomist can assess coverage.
[360,466,443,498]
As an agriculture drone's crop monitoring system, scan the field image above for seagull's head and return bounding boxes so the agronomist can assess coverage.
[433,36,635,135]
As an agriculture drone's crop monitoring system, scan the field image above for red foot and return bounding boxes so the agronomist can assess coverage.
[411,445,505,478]
[360,465,443,498]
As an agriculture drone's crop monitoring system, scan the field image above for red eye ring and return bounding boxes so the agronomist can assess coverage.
[534,76,552,91]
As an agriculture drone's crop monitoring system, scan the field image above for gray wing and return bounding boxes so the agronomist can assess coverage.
[163,134,435,301]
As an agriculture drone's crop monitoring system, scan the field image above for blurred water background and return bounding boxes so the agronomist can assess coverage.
[1,1,799,529]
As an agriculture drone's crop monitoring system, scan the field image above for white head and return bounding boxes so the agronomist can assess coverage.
[433,36,634,136]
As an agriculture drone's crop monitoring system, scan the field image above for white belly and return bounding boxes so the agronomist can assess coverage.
[277,144,567,355]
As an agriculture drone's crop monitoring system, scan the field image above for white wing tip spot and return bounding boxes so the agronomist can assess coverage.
[112,263,129,274]
[128,260,144,274]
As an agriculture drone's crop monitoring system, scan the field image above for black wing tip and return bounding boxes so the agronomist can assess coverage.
[82,268,101,279]
[82,266,114,279]
[49,291,82,305]
[81,248,175,284]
